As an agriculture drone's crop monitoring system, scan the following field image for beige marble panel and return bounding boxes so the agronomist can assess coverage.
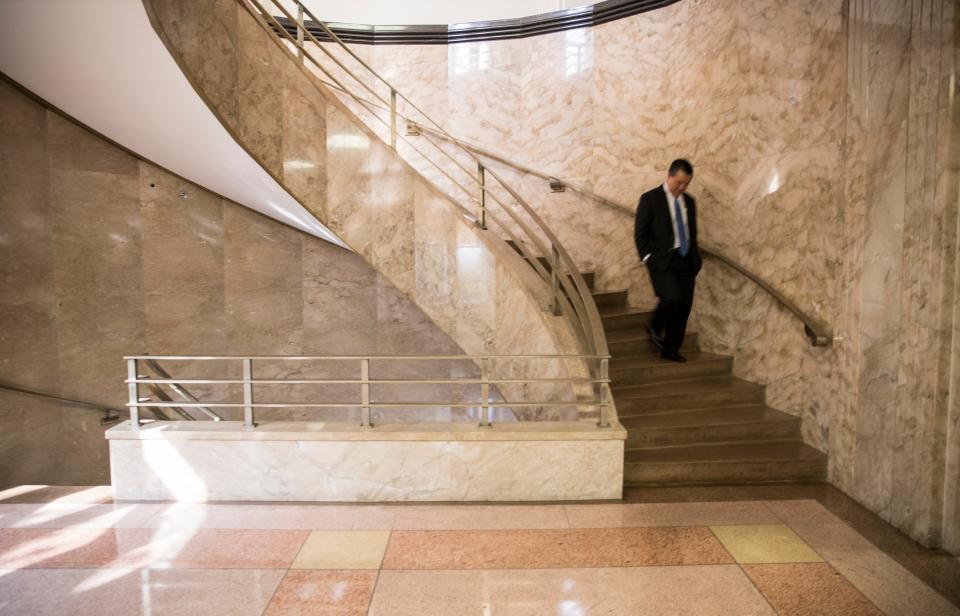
[47,112,139,176]
[281,59,327,220]
[0,77,46,166]
[50,167,144,408]
[140,162,226,355]
[146,0,239,126]
[235,2,284,177]
[223,203,304,356]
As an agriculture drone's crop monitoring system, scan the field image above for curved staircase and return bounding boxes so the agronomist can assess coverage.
[595,287,827,486]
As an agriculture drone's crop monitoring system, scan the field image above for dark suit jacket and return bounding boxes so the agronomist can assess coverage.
[634,186,702,274]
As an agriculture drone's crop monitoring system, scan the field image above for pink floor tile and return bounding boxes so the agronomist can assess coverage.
[263,570,378,615]
[564,501,780,528]
[382,527,734,569]
[743,562,884,615]
[0,528,308,569]
[0,503,162,529]
[0,567,284,615]
[368,567,776,615]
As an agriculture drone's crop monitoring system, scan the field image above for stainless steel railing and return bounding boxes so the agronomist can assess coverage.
[237,0,609,362]
[124,354,613,430]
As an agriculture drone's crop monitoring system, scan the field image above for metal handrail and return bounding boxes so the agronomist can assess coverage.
[124,354,614,430]
[0,381,127,421]
[408,127,834,347]
[238,0,608,362]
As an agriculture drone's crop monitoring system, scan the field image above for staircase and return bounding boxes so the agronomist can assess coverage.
[595,287,827,485]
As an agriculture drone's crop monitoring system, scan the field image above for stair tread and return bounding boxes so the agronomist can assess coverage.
[624,440,827,464]
[593,288,628,295]
[600,307,653,319]
[610,351,730,370]
[606,329,698,344]
[612,375,762,398]
[620,405,798,430]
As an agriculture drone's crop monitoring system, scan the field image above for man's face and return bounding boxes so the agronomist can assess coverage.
[666,171,692,196]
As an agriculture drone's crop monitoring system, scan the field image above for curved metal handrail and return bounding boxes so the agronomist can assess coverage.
[411,126,833,347]
[240,0,609,363]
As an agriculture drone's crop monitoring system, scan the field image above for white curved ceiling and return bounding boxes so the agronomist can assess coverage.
[0,0,346,248]
[289,0,591,26]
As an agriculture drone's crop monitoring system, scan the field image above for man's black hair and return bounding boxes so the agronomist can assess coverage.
[668,159,693,176]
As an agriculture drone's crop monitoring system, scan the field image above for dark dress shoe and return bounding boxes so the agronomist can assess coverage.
[647,327,665,350]
[660,350,687,363]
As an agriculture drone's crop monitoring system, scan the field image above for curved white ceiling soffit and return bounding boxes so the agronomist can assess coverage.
[0,0,346,249]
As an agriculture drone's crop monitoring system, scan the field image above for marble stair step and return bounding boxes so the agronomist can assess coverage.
[623,440,828,485]
[611,376,766,416]
[620,405,801,448]
[610,352,733,387]
[600,307,654,332]
[591,289,629,308]
[504,240,595,290]
[606,329,698,357]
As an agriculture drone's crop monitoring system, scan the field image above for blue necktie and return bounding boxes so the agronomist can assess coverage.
[674,197,689,257]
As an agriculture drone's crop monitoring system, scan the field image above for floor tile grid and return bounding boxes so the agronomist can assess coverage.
[705,523,889,616]
[705,524,785,616]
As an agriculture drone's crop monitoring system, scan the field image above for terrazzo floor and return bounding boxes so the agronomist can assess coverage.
[0,485,957,615]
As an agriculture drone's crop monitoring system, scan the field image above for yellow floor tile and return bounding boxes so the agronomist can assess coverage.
[291,530,390,570]
[710,524,823,564]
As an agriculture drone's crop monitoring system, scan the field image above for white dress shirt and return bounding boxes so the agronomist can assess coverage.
[662,182,689,250]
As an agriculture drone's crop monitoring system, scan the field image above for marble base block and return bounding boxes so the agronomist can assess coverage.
[106,421,625,502]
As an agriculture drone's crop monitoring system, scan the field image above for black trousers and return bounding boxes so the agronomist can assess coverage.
[647,252,696,352]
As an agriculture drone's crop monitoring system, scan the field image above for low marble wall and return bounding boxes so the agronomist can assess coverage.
[107,421,625,502]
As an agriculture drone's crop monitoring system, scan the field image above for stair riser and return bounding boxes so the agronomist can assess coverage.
[625,420,800,448]
[609,334,698,358]
[624,458,827,485]
[592,291,628,308]
[611,359,733,387]
[613,387,765,415]
[601,313,651,332]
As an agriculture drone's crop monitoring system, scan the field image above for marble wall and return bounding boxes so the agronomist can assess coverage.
[338,0,960,551]
[357,0,845,448]
[0,77,473,489]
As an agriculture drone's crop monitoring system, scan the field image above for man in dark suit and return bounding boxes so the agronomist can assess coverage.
[634,159,702,362]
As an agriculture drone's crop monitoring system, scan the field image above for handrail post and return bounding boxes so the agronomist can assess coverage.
[477,163,487,229]
[390,89,397,150]
[127,358,140,431]
[550,243,562,315]
[296,3,305,63]
[360,358,371,428]
[479,358,491,427]
[242,358,256,430]
[598,358,610,428]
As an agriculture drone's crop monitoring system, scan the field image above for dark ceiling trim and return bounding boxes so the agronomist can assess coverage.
[275,0,681,45]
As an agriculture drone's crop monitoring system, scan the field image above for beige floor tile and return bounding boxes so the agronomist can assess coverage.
[762,500,843,525]
[710,524,823,564]
[291,530,390,570]
[368,567,776,615]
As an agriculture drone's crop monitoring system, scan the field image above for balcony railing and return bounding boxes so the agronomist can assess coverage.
[125,354,614,430]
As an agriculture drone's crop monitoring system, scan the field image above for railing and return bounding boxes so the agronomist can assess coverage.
[124,354,613,430]
[406,126,834,347]
[0,381,126,425]
[237,0,609,362]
